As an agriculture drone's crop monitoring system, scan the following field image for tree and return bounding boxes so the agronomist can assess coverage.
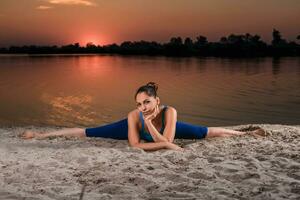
[245,33,251,42]
[220,36,227,44]
[250,35,261,43]
[195,35,208,46]
[227,34,244,44]
[184,37,193,46]
[272,29,286,45]
[74,43,80,48]
[169,37,183,46]
[86,42,96,48]
[297,35,300,43]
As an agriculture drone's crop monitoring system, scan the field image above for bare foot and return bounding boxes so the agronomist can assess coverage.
[247,128,267,137]
[20,130,38,139]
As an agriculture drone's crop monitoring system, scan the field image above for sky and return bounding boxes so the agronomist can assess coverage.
[0,0,299,47]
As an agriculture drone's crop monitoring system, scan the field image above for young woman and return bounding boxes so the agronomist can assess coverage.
[21,82,266,151]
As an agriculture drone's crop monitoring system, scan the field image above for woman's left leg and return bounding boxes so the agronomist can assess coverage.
[206,127,265,138]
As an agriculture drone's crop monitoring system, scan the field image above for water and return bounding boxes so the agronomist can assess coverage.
[0,54,299,127]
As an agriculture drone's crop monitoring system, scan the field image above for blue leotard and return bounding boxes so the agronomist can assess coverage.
[85,105,208,141]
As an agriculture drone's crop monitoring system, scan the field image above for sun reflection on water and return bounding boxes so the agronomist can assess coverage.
[41,93,96,127]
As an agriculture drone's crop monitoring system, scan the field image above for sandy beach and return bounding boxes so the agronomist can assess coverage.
[0,124,299,200]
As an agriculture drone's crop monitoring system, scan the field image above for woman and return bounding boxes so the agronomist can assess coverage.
[21,82,266,151]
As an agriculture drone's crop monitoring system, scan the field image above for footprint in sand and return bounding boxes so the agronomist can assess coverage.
[127,176,154,186]
[207,156,223,163]
[219,171,261,182]
[187,171,216,180]
[77,157,89,164]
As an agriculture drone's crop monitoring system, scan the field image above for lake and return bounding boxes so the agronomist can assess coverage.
[0,54,299,127]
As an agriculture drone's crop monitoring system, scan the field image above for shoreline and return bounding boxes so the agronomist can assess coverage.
[0,124,299,199]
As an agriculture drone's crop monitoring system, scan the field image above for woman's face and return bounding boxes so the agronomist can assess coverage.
[135,92,159,114]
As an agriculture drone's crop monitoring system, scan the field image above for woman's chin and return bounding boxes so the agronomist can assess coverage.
[144,109,154,115]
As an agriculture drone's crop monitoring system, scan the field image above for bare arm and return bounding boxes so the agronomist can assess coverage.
[144,120,169,142]
[162,107,177,143]
[133,141,182,151]
[127,111,182,151]
[144,106,177,143]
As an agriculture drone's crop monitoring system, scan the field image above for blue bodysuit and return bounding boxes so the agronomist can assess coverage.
[85,105,208,141]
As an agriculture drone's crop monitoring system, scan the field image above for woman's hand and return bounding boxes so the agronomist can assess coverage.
[143,105,160,122]
[165,142,184,151]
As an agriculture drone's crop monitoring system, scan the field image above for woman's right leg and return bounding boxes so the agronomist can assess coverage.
[21,118,128,140]
[21,128,86,139]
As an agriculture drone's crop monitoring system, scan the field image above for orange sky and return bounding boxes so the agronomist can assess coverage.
[0,0,299,47]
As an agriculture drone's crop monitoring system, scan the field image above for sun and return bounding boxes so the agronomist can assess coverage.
[79,34,108,47]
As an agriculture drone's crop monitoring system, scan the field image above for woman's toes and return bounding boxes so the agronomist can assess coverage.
[250,128,267,137]
[20,130,35,139]
[255,128,267,136]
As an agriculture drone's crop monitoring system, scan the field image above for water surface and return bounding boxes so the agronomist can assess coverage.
[0,54,299,127]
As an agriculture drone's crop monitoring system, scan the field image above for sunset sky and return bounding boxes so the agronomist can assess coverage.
[0,0,299,47]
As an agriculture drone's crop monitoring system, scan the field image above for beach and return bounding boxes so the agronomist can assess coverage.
[0,124,299,200]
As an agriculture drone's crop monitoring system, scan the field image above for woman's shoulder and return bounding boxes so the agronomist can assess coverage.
[165,105,177,113]
[127,108,140,120]
[163,106,177,123]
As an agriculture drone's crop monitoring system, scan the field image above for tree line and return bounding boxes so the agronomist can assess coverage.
[1,29,300,57]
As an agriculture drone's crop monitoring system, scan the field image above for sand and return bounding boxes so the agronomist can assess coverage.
[0,124,299,200]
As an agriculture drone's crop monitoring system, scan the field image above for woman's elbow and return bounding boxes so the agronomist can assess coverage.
[129,142,137,148]
[129,141,141,148]
[130,143,146,150]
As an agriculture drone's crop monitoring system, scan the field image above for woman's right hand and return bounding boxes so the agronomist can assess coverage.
[165,142,184,151]
[143,105,160,122]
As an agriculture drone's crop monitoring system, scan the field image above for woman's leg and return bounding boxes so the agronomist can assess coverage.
[206,127,266,138]
[21,128,86,139]
[21,118,129,140]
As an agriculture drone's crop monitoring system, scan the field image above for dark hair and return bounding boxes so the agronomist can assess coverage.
[134,82,158,99]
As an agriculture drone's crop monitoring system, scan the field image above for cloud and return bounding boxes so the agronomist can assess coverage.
[47,0,96,6]
[36,5,53,10]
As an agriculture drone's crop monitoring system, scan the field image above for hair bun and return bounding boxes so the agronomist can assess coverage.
[134,82,159,99]
[146,82,158,92]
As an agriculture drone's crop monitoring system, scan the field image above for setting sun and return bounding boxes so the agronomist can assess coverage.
[79,34,108,46]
